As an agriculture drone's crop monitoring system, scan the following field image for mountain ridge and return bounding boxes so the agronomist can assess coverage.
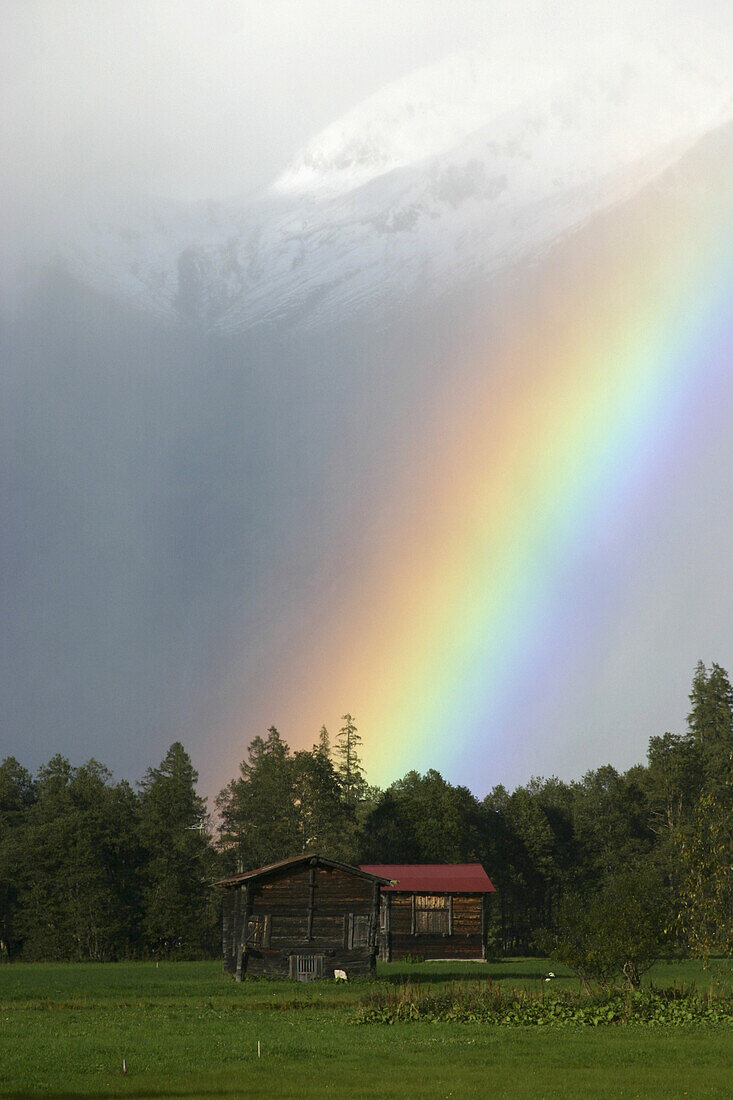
[26,45,733,334]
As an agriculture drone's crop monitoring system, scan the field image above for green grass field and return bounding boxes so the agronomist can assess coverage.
[1,959,731,1098]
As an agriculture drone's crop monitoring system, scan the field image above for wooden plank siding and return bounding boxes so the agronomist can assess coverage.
[380,893,486,961]
[219,859,384,980]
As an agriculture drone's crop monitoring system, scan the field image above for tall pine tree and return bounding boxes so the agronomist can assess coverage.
[138,743,217,957]
[335,714,366,810]
[216,727,300,872]
[687,661,733,798]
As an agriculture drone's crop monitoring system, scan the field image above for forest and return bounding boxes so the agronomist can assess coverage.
[1,661,731,970]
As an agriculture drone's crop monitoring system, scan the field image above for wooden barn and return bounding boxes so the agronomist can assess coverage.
[215,855,390,980]
[359,863,496,962]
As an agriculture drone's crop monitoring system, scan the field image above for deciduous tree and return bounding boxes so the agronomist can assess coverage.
[672,784,733,962]
[544,862,669,988]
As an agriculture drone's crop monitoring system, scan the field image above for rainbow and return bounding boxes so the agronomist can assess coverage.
[215,150,733,796]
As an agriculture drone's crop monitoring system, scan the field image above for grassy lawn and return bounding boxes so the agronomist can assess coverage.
[1,959,731,1098]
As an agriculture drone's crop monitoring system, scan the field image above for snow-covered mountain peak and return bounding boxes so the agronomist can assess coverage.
[26,38,733,335]
[272,49,564,200]
[273,38,732,202]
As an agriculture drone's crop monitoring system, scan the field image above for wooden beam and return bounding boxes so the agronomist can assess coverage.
[235,884,250,982]
[222,888,231,974]
[370,882,380,950]
[231,887,241,964]
[377,890,391,962]
[307,865,316,940]
[481,893,488,960]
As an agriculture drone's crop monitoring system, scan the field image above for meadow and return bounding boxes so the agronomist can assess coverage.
[1,959,732,1098]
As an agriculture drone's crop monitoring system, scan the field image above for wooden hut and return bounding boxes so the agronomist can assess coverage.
[359,863,496,962]
[215,855,391,980]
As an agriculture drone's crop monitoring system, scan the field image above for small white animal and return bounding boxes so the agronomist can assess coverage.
[334,969,348,982]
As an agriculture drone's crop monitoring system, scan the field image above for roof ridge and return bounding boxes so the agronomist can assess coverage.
[213,853,392,888]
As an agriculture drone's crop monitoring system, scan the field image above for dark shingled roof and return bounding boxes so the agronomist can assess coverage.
[213,854,391,888]
[359,863,495,893]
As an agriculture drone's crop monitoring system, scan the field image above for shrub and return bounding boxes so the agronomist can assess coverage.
[353,981,733,1027]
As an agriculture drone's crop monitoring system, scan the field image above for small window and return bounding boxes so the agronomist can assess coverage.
[413,895,451,935]
[245,914,271,947]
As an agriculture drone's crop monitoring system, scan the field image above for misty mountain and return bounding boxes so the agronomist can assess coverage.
[49,46,731,335]
[3,48,733,793]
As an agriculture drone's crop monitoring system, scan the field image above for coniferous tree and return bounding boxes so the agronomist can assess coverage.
[687,661,733,799]
[4,659,733,962]
[0,758,35,959]
[316,725,331,762]
[292,748,350,858]
[18,757,141,960]
[335,714,366,810]
[138,742,217,957]
[216,727,300,872]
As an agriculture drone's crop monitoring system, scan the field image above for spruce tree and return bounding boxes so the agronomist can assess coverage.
[335,714,366,810]
[216,727,300,872]
[687,661,733,798]
[316,725,331,762]
[292,747,349,857]
[138,742,216,957]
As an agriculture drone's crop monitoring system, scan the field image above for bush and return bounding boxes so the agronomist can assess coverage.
[353,981,733,1027]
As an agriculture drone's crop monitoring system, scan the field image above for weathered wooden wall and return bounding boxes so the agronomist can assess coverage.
[382,893,485,961]
[222,863,380,979]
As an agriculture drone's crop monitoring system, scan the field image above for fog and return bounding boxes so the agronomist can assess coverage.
[3,0,732,209]
[4,1,733,799]
[2,0,731,305]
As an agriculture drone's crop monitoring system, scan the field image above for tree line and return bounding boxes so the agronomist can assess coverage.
[1,663,731,964]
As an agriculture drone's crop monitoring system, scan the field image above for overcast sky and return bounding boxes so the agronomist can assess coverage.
[4,1,733,798]
[3,0,733,214]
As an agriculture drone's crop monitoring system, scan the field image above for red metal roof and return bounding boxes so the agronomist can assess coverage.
[359,863,495,893]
